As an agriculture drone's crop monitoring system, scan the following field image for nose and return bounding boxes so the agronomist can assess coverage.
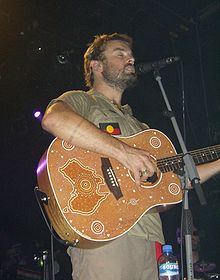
[128,57,135,65]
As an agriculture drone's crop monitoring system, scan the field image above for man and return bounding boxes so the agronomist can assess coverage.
[192,226,201,265]
[192,227,217,279]
[41,33,220,280]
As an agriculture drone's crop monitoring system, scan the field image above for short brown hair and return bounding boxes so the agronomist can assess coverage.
[84,33,133,88]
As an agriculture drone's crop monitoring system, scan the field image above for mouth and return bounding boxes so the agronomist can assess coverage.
[125,65,135,73]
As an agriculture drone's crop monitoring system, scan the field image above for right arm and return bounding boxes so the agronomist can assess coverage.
[42,101,156,185]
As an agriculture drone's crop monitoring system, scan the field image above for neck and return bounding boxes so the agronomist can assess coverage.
[92,82,123,106]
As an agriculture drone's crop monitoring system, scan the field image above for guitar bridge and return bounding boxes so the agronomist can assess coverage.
[101,157,123,200]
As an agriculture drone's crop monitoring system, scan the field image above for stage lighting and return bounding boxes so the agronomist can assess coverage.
[33,110,42,121]
[56,52,69,64]
[27,40,45,59]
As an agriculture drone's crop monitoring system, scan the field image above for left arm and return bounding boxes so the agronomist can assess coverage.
[197,158,220,184]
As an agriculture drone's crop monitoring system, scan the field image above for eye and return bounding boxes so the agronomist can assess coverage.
[117,52,124,57]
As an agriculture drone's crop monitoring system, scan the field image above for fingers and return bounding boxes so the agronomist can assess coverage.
[134,168,154,187]
[138,154,156,177]
[139,170,158,184]
[118,144,157,186]
[131,153,157,186]
[134,172,141,186]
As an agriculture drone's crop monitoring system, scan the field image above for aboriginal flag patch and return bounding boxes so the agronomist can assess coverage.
[99,122,121,135]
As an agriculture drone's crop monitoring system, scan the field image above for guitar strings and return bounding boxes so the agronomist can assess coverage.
[156,144,220,173]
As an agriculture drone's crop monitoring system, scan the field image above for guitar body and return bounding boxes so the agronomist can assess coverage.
[37,129,183,248]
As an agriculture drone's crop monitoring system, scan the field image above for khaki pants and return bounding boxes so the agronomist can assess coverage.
[69,234,158,280]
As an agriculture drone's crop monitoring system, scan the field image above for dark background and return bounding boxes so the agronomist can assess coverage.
[1,0,220,273]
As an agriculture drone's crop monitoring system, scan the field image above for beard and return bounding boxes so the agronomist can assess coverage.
[102,61,137,91]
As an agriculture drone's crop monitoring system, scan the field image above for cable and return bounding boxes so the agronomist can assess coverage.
[34,186,77,248]
[50,225,55,280]
[194,22,211,144]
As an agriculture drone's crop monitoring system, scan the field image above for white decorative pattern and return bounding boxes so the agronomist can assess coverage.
[149,136,161,148]
[91,220,105,235]
[129,198,139,205]
[62,141,75,150]
[168,183,181,195]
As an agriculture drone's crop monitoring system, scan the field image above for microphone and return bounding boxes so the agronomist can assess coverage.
[135,56,180,74]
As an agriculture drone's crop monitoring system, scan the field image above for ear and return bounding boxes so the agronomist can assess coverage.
[90,60,103,72]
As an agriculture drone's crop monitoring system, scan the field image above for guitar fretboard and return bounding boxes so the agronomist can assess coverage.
[157,144,220,173]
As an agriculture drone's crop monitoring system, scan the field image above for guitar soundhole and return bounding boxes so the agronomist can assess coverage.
[91,221,105,235]
[168,183,180,195]
[149,137,161,149]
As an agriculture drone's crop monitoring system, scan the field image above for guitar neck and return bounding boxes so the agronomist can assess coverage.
[157,144,220,173]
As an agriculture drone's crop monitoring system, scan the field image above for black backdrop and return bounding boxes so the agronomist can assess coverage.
[1,0,220,273]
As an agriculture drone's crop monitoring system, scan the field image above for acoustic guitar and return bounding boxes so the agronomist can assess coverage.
[36,129,220,248]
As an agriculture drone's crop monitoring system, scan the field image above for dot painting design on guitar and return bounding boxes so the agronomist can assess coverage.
[37,129,220,247]
[59,158,109,215]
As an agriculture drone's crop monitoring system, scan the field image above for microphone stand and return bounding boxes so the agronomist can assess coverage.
[152,67,207,280]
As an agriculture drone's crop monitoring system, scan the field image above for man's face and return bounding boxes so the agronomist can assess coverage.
[100,40,137,90]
